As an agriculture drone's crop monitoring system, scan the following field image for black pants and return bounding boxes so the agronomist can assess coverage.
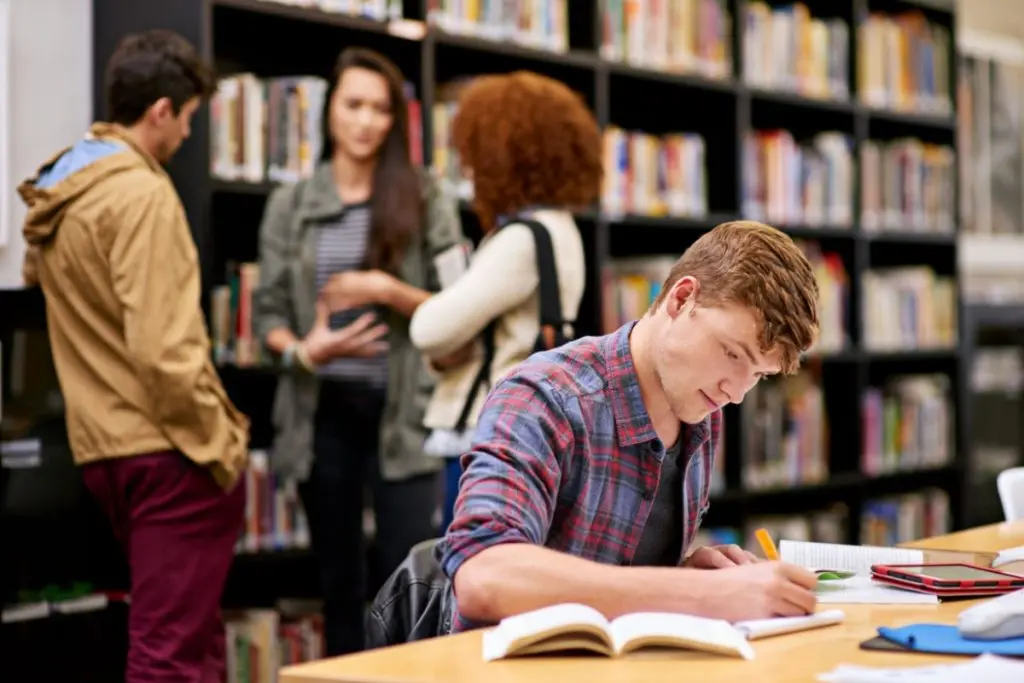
[300,380,440,656]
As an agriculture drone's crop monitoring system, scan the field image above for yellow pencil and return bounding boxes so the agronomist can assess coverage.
[755,528,780,561]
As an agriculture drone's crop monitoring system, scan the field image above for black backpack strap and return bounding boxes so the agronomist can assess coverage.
[453,319,497,433]
[450,217,569,433]
[518,219,573,348]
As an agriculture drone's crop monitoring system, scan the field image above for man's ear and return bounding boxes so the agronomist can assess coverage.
[666,276,700,318]
[147,97,175,123]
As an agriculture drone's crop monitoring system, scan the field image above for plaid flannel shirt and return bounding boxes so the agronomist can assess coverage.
[435,321,722,633]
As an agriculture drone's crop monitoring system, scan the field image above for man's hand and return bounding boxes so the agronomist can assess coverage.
[698,561,819,621]
[684,544,760,569]
[322,269,393,312]
[302,299,388,365]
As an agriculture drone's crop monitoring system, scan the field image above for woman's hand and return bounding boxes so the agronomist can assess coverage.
[302,299,389,364]
[322,269,394,312]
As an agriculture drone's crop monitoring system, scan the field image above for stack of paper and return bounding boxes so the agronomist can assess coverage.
[992,545,1024,570]
[818,653,1024,682]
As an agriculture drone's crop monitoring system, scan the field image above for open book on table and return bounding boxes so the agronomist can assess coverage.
[482,603,845,661]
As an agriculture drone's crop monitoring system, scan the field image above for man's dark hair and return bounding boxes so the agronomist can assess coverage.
[105,29,215,125]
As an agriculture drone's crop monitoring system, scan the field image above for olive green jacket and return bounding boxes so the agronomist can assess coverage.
[252,162,465,482]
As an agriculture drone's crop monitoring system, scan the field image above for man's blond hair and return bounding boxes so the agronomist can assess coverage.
[651,220,820,374]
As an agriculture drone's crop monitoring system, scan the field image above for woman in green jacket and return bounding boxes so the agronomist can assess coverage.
[252,47,466,656]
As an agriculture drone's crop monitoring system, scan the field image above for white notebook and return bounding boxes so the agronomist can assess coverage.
[779,540,939,605]
[992,545,1024,569]
[482,603,844,661]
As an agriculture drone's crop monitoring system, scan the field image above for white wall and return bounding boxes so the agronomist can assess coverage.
[0,0,92,289]
[959,0,1024,40]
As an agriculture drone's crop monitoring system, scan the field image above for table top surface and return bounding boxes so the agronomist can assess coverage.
[281,522,1024,683]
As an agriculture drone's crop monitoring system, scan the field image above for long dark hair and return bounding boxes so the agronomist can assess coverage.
[321,47,421,274]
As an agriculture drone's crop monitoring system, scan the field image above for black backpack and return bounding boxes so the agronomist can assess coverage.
[453,218,573,433]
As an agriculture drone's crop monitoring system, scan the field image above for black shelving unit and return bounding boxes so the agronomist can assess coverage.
[89,0,966,554]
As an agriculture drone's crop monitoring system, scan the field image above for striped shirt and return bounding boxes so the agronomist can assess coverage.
[314,201,388,387]
[436,321,721,633]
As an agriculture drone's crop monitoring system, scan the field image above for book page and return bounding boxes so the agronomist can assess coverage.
[609,612,754,660]
[779,540,924,575]
[482,603,610,661]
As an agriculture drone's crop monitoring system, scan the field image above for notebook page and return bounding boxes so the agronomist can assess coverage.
[815,576,938,605]
[433,243,471,289]
[779,540,924,575]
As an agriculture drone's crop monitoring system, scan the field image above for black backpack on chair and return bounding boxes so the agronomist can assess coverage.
[364,217,573,649]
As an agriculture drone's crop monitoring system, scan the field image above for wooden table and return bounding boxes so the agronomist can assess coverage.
[281,522,1024,683]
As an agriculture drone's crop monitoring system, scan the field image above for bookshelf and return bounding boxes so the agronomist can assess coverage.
[91,0,965,581]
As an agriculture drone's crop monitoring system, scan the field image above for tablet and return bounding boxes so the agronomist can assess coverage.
[870,563,1024,590]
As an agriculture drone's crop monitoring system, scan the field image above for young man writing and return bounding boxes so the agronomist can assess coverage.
[437,220,822,632]
[19,31,249,682]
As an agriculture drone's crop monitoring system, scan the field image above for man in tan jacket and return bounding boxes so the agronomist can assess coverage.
[18,30,249,683]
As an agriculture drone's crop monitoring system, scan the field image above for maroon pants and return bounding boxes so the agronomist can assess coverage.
[82,451,245,683]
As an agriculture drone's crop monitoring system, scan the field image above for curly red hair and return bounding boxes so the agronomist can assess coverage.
[451,71,603,230]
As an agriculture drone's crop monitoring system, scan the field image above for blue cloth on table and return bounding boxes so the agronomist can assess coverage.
[877,623,1024,657]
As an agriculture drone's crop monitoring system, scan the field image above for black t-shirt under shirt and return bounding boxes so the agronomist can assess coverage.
[630,438,685,567]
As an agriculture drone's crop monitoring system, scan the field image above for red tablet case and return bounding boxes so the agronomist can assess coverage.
[870,563,1024,596]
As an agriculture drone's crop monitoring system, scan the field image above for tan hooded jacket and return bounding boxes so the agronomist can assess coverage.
[19,123,249,490]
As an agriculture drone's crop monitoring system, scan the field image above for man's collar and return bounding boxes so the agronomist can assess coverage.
[603,321,712,450]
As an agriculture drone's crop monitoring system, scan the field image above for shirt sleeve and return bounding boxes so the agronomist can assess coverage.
[435,369,575,581]
[409,224,539,357]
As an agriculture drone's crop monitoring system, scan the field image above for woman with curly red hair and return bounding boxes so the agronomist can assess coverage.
[408,70,603,528]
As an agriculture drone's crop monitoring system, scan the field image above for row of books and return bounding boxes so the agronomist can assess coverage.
[427,0,569,53]
[858,10,952,117]
[431,83,473,201]
[210,261,263,369]
[599,0,732,81]
[743,1,849,101]
[697,487,951,548]
[235,450,312,554]
[861,374,954,477]
[957,53,1024,237]
[741,368,828,492]
[259,0,400,20]
[861,267,958,352]
[601,244,849,357]
[210,75,327,185]
[742,130,854,228]
[860,488,951,547]
[695,505,849,549]
[210,71,955,232]
[226,602,324,683]
[601,127,708,219]
[861,139,956,235]
[209,74,424,185]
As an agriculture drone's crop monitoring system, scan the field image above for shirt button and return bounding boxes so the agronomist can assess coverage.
[643,487,655,501]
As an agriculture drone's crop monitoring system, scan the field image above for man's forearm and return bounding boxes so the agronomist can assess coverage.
[453,543,713,623]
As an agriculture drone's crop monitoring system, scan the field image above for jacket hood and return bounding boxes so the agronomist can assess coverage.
[19,123,165,246]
